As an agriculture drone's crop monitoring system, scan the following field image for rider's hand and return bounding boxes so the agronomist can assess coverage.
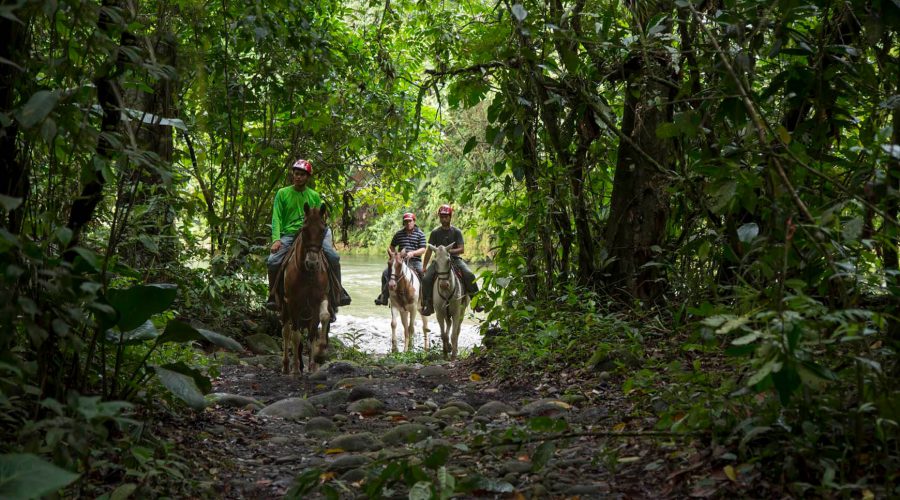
[270,240,282,254]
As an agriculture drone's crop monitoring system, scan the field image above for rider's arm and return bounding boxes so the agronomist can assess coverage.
[450,228,465,256]
[271,191,283,243]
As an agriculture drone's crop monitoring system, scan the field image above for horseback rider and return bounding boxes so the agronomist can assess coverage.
[266,158,352,311]
[374,212,426,306]
[421,204,479,316]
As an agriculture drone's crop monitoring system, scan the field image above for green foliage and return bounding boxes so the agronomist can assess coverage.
[0,453,80,500]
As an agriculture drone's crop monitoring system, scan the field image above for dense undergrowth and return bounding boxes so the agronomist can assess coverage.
[475,276,899,497]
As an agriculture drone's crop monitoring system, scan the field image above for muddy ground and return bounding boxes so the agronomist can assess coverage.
[150,345,748,499]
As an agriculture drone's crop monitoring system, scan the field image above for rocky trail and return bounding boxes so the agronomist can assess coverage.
[154,347,737,499]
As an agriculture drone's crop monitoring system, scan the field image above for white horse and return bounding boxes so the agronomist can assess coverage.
[428,244,469,360]
[387,249,429,352]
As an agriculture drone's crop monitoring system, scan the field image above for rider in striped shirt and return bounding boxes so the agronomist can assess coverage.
[374,212,426,306]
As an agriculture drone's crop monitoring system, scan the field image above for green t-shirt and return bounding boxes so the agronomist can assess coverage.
[271,186,323,243]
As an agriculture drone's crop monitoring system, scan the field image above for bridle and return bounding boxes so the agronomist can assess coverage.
[389,256,418,290]
[435,262,459,302]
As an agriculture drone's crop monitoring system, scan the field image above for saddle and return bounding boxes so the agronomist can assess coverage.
[449,260,465,284]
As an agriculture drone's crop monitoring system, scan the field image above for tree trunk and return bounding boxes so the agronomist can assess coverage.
[604,3,675,301]
[0,6,29,234]
[65,0,132,257]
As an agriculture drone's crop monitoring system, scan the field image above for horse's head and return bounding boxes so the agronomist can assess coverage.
[428,243,452,272]
[300,202,327,271]
[428,243,455,292]
[386,249,405,292]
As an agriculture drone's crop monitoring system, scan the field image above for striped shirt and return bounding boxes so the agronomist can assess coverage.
[390,227,426,263]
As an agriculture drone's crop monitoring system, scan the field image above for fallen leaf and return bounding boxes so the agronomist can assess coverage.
[470,373,482,382]
[724,465,737,482]
[613,422,626,432]
[324,448,345,454]
[862,490,875,500]
[618,456,640,464]
[319,472,336,482]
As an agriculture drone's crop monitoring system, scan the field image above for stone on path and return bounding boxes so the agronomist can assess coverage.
[521,398,572,417]
[476,401,516,417]
[348,385,376,402]
[306,390,349,408]
[241,355,282,370]
[212,352,241,366]
[560,393,587,405]
[334,376,376,388]
[326,455,372,472]
[206,393,263,409]
[442,400,475,414]
[244,334,281,355]
[330,432,381,452]
[347,398,385,415]
[258,398,318,419]
[502,460,533,474]
[432,406,464,420]
[418,365,450,379]
[323,360,365,377]
[304,417,336,436]
[381,424,435,445]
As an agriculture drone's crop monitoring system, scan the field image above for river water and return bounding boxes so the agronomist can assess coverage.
[330,254,485,354]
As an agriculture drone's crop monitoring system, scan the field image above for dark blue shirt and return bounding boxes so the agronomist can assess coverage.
[391,227,426,263]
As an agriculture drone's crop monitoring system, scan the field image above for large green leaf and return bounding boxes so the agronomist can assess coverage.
[154,363,209,410]
[196,328,244,351]
[157,319,202,344]
[104,320,160,345]
[0,454,80,499]
[107,284,177,331]
[157,320,242,351]
[16,90,59,128]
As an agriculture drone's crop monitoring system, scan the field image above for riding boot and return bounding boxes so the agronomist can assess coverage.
[334,266,352,307]
[266,267,279,311]
[374,286,389,306]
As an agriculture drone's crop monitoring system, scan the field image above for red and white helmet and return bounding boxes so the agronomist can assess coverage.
[438,204,453,216]
[402,212,416,222]
[292,158,312,174]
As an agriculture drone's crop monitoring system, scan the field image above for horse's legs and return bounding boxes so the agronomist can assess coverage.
[437,311,450,358]
[291,326,303,375]
[389,304,399,353]
[419,302,429,351]
[450,306,462,361]
[406,307,416,352]
[308,299,329,372]
[281,319,291,374]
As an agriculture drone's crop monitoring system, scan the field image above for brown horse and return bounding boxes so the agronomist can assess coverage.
[277,203,330,374]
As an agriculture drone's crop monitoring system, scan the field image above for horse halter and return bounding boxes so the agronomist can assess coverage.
[435,265,458,301]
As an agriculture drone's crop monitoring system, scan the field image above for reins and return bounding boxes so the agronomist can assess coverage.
[390,258,418,303]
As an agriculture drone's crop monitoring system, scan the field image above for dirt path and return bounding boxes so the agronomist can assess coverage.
[156,352,713,498]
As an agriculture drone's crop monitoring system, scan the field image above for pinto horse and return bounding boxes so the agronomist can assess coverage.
[387,249,429,353]
[277,203,330,374]
[428,243,469,360]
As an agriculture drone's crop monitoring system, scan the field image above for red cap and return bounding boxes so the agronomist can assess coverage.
[438,204,452,216]
[403,212,415,221]
[292,159,312,174]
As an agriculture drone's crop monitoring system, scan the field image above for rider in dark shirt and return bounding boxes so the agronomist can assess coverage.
[421,204,479,315]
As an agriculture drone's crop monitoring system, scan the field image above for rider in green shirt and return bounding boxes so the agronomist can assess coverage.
[266,158,351,311]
